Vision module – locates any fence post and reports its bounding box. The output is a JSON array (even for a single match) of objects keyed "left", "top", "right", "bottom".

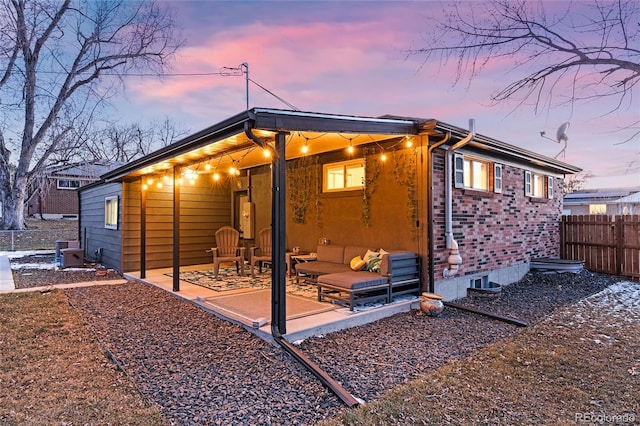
[
  {"left": 560, "top": 215, "right": 565, "bottom": 259},
  {"left": 616, "top": 216, "right": 623, "bottom": 276}
]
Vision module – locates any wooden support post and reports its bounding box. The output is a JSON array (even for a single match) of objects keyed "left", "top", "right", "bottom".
[
  {"left": 140, "top": 179, "right": 147, "bottom": 279},
  {"left": 173, "top": 167, "right": 181, "bottom": 292}
]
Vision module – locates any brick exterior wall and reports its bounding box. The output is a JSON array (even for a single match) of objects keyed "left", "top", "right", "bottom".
[
  {"left": 431, "top": 150, "right": 563, "bottom": 279},
  {"left": 27, "top": 178, "right": 88, "bottom": 217}
]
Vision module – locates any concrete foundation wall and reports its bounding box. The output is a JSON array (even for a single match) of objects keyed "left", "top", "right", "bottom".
[{"left": 434, "top": 262, "right": 530, "bottom": 301}]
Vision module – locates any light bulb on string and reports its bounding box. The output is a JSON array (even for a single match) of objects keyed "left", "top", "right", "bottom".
[
  {"left": 405, "top": 137, "right": 413, "bottom": 148},
  {"left": 347, "top": 140, "right": 354, "bottom": 154}
]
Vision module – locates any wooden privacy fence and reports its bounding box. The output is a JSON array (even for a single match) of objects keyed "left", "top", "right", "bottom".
[{"left": 560, "top": 215, "right": 640, "bottom": 281}]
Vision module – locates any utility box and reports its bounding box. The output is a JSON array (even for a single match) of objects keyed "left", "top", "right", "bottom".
[{"left": 61, "top": 248, "right": 84, "bottom": 268}]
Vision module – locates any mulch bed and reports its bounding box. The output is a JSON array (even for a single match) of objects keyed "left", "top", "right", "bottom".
[{"left": 56, "top": 269, "right": 622, "bottom": 425}]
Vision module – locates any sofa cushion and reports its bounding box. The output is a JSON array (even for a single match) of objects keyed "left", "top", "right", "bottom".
[
  {"left": 343, "top": 246, "right": 371, "bottom": 264},
  {"left": 296, "top": 261, "right": 351, "bottom": 276},
  {"left": 317, "top": 271, "right": 388, "bottom": 290},
  {"left": 316, "top": 245, "right": 345, "bottom": 264}
]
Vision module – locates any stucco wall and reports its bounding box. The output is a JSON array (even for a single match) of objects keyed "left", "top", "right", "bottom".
[{"left": 282, "top": 148, "right": 421, "bottom": 254}]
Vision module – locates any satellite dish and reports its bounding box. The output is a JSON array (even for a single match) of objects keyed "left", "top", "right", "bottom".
[
  {"left": 554, "top": 122, "right": 570, "bottom": 159},
  {"left": 556, "top": 122, "right": 570, "bottom": 143}
]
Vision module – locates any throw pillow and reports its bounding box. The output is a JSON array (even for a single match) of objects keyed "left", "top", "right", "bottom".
[
  {"left": 366, "top": 256, "right": 382, "bottom": 273},
  {"left": 363, "top": 249, "right": 379, "bottom": 263},
  {"left": 350, "top": 255, "right": 366, "bottom": 271},
  {"left": 379, "top": 248, "right": 390, "bottom": 257}
]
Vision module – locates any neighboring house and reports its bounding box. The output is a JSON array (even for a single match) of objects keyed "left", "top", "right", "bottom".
[
  {"left": 79, "top": 108, "right": 580, "bottom": 304},
  {"left": 562, "top": 187, "right": 640, "bottom": 216},
  {"left": 613, "top": 192, "right": 640, "bottom": 215},
  {"left": 27, "top": 161, "right": 123, "bottom": 219}
]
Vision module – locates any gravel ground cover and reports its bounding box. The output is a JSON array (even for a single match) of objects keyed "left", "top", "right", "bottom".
[
  {"left": 9, "top": 253, "right": 122, "bottom": 289},
  {"left": 60, "top": 269, "right": 622, "bottom": 425}
]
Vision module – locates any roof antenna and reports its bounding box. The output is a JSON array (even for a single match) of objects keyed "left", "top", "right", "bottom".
[{"left": 540, "top": 122, "right": 569, "bottom": 159}]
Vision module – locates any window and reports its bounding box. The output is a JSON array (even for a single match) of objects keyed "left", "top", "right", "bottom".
[
  {"left": 494, "top": 164, "right": 503, "bottom": 193},
  {"left": 470, "top": 276, "right": 489, "bottom": 289},
  {"left": 525, "top": 171, "right": 554, "bottom": 199},
  {"left": 323, "top": 159, "right": 365, "bottom": 192},
  {"left": 105, "top": 196, "right": 119, "bottom": 230},
  {"left": 57, "top": 179, "right": 81, "bottom": 190},
  {"left": 589, "top": 204, "right": 607, "bottom": 214},
  {"left": 454, "top": 154, "right": 499, "bottom": 193}
]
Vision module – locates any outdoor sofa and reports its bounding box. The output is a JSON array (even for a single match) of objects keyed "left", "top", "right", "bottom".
[{"left": 295, "top": 244, "right": 421, "bottom": 310}]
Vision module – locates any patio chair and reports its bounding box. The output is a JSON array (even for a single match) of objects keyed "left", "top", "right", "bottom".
[
  {"left": 212, "top": 226, "right": 246, "bottom": 279},
  {"left": 250, "top": 227, "right": 272, "bottom": 276}
]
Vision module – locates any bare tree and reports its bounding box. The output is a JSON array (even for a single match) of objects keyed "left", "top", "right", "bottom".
[
  {"left": 79, "top": 118, "right": 189, "bottom": 162},
  {"left": 0, "top": 0, "right": 181, "bottom": 229},
  {"left": 153, "top": 116, "right": 190, "bottom": 148},
  {"left": 408, "top": 0, "right": 639, "bottom": 135},
  {"left": 563, "top": 173, "right": 587, "bottom": 194}
]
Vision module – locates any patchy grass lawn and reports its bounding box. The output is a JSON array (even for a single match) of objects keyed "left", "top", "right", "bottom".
[
  {"left": 0, "top": 290, "right": 166, "bottom": 425},
  {"left": 324, "top": 282, "right": 640, "bottom": 425},
  {"left": 0, "top": 219, "right": 78, "bottom": 251}
]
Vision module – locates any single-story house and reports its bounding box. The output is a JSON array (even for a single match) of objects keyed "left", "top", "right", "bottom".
[
  {"left": 27, "top": 161, "right": 123, "bottom": 219},
  {"left": 78, "top": 108, "right": 580, "bottom": 327},
  {"left": 563, "top": 187, "right": 640, "bottom": 215}
]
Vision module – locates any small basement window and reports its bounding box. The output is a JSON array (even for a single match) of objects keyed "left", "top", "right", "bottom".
[
  {"left": 105, "top": 196, "right": 119, "bottom": 230},
  {"left": 470, "top": 276, "right": 489, "bottom": 289},
  {"left": 524, "top": 171, "right": 554, "bottom": 199},
  {"left": 323, "top": 159, "right": 365, "bottom": 193}
]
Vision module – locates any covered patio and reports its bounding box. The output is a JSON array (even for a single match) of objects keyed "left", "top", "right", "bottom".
[{"left": 99, "top": 108, "right": 435, "bottom": 337}]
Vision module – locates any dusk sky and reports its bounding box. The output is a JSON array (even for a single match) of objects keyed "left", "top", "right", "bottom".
[{"left": 116, "top": 1, "right": 639, "bottom": 190}]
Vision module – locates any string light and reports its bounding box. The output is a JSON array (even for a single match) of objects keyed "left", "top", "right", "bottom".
[
  {"left": 405, "top": 137, "right": 413, "bottom": 148},
  {"left": 263, "top": 148, "right": 271, "bottom": 158},
  {"left": 204, "top": 163, "right": 212, "bottom": 171},
  {"left": 381, "top": 152, "right": 387, "bottom": 162},
  {"left": 213, "top": 172, "right": 220, "bottom": 181},
  {"left": 347, "top": 139, "right": 354, "bottom": 154}
]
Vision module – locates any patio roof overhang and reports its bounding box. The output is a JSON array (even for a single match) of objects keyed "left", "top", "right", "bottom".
[{"left": 102, "top": 108, "right": 425, "bottom": 183}]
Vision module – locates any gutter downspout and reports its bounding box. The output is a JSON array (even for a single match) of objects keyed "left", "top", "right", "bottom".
[
  {"left": 443, "top": 119, "right": 476, "bottom": 278},
  {"left": 426, "top": 132, "right": 450, "bottom": 293},
  {"left": 245, "top": 119, "right": 360, "bottom": 408}
]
